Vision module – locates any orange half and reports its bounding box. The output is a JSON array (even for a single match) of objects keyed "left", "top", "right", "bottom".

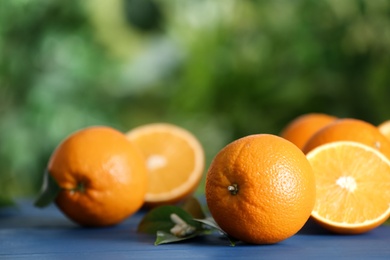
[
  {"left": 126, "top": 123, "right": 205, "bottom": 207},
  {"left": 306, "top": 141, "right": 390, "bottom": 234}
]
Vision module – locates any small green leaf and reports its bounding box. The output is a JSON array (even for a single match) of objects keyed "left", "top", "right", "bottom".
[
  {"left": 194, "top": 218, "right": 238, "bottom": 246},
  {"left": 155, "top": 230, "right": 199, "bottom": 245},
  {"left": 34, "top": 169, "right": 60, "bottom": 208},
  {"left": 137, "top": 198, "right": 240, "bottom": 246},
  {"left": 180, "top": 197, "right": 206, "bottom": 219},
  {"left": 137, "top": 205, "right": 201, "bottom": 234},
  {"left": 194, "top": 217, "right": 221, "bottom": 231}
]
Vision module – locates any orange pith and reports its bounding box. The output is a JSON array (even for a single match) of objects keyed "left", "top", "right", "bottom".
[
  {"left": 126, "top": 123, "right": 205, "bottom": 207},
  {"left": 306, "top": 141, "right": 390, "bottom": 234},
  {"left": 205, "top": 134, "right": 316, "bottom": 244},
  {"left": 48, "top": 126, "right": 148, "bottom": 227},
  {"left": 303, "top": 118, "right": 390, "bottom": 160},
  {"left": 280, "top": 113, "right": 337, "bottom": 150}
]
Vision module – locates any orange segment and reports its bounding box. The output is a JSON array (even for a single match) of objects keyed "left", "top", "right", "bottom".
[
  {"left": 306, "top": 141, "right": 390, "bottom": 234},
  {"left": 126, "top": 123, "right": 205, "bottom": 207}
]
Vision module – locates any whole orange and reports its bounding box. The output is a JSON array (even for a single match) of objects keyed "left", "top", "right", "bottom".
[
  {"left": 280, "top": 113, "right": 337, "bottom": 150},
  {"left": 302, "top": 118, "right": 390, "bottom": 159},
  {"left": 205, "top": 134, "right": 316, "bottom": 244},
  {"left": 48, "top": 126, "right": 148, "bottom": 227}
]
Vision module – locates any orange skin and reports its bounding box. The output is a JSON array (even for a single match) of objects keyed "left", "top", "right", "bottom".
[
  {"left": 280, "top": 113, "right": 337, "bottom": 150},
  {"left": 314, "top": 214, "right": 390, "bottom": 235},
  {"left": 206, "top": 134, "right": 316, "bottom": 244},
  {"left": 48, "top": 126, "right": 148, "bottom": 227},
  {"left": 303, "top": 118, "right": 390, "bottom": 159},
  {"left": 378, "top": 120, "right": 390, "bottom": 141}
]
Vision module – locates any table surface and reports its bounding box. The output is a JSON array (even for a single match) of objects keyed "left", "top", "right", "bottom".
[{"left": 1, "top": 199, "right": 390, "bottom": 259}]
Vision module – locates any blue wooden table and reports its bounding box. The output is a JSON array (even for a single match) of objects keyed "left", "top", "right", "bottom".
[{"left": 1, "top": 199, "right": 390, "bottom": 259}]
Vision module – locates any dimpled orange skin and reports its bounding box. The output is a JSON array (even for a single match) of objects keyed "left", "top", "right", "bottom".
[
  {"left": 48, "top": 126, "right": 148, "bottom": 227},
  {"left": 205, "top": 134, "right": 316, "bottom": 244},
  {"left": 302, "top": 118, "right": 390, "bottom": 159}
]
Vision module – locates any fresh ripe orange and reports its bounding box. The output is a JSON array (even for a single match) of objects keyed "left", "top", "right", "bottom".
[
  {"left": 378, "top": 120, "right": 390, "bottom": 141},
  {"left": 306, "top": 141, "right": 390, "bottom": 234},
  {"left": 302, "top": 118, "right": 390, "bottom": 159},
  {"left": 125, "top": 123, "right": 205, "bottom": 207},
  {"left": 48, "top": 126, "right": 148, "bottom": 227},
  {"left": 205, "top": 134, "right": 316, "bottom": 244},
  {"left": 280, "top": 113, "right": 337, "bottom": 150},
  {"left": 280, "top": 113, "right": 337, "bottom": 149}
]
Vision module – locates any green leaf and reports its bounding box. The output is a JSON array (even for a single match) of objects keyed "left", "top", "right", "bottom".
[
  {"left": 137, "top": 198, "right": 240, "bottom": 246},
  {"left": 194, "top": 218, "right": 238, "bottom": 246},
  {"left": 137, "top": 205, "right": 202, "bottom": 234},
  {"left": 180, "top": 197, "right": 206, "bottom": 219},
  {"left": 34, "top": 169, "right": 60, "bottom": 208},
  {"left": 155, "top": 230, "right": 199, "bottom": 245}
]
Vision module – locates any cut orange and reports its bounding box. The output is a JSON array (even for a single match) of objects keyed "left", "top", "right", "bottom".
[
  {"left": 306, "top": 141, "right": 390, "bottom": 234},
  {"left": 125, "top": 123, "right": 205, "bottom": 207}
]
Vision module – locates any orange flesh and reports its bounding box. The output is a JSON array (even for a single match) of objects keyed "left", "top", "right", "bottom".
[
  {"left": 126, "top": 123, "right": 205, "bottom": 206},
  {"left": 134, "top": 131, "right": 196, "bottom": 194},
  {"left": 307, "top": 141, "right": 390, "bottom": 233}
]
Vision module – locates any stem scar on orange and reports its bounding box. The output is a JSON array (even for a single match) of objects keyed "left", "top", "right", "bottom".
[
  {"left": 46, "top": 126, "right": 148, "bottom": 227},
  {"left": 205, "top": 134, "right": 316, "bottom": 244}
]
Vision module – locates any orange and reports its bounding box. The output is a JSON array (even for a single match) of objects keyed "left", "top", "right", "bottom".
[
  {"left": 48, "top": 126, "right": 148, "bottom": 227},
  {"left": 302, "top": 118, "right": 390, "bottom": 159},
  {"left": 306, "top": 141, "right": 390, "bottom": 234},
  {"left": 205, "top": 134, "right": 316, "bottom": 244},
  {"left": 280, "top": 113, "right": 337, "bottom": 150},
  {"left": 378, "top": 120, "right": 390, "bottom": 141},
  {"left": 125, "top": 123, "right": 205, "bottom": 207}
]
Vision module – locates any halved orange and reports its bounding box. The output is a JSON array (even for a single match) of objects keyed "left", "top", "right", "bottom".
[
  {"left": 125, "top": 123, "right": 205, "bottom": 207},
  {"left": 306, "top": 141, "right": 390, "bottom": 234}
]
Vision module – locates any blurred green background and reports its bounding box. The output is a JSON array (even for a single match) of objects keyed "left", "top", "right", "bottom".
[{"left": 2, "top": 0, "right": 390, "bottom": 205}]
